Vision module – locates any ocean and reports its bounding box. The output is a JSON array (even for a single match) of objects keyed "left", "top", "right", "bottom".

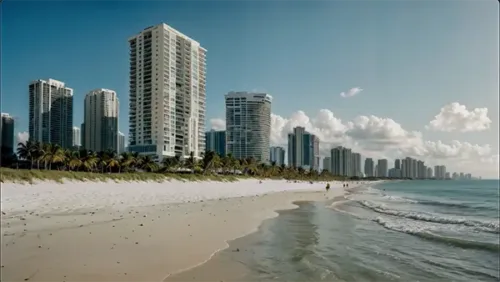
[{"left": 168, "top": 180, "right": 499, "bottom": 282}]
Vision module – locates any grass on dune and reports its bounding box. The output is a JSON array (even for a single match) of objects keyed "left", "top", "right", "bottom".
[{"left": 0, "top": 168, "right": 241, "bottom": 184}]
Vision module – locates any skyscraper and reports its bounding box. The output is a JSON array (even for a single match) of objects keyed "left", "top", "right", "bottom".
[
  {"left": 205, "top": 130, "right": 226, "bottom": 156},
  {"left": 287, "top": 126, "right": 320, "bottom": 170},
  {"left": 128, "top": 23, "right": 206, "bottom": 160},
  {"left": 0, "top": 113, "right": 15, "bottom": 156},
  {"left": 323, "top": 157, "right": 332, "bottom": 173},
  {"left": 330, "top": 146, "right": 351, "bottom": 176},
  {"left": 72, "top": 127, "right": 81, "bottom": 147},
  {"left": 377, "top": 159, "right": 388, "bottom": 177},
  {"left": 351, "top": 152, "right": 361, "bottom": 177},
  {"left": 83, "top": 89, "right": 119, "bottom": 152},
  {"left": 394, "top": 159, "right": 401, "bottom": 170},
  {"left": 269, "top": 146, "right": 286, "bottom": 166},
  {"left": 225, "top": 92, "right": 272, "bottom": 162},
  {"left": 29, "top": 79, "right": 73, "bottom": 148},
  {"left": 118, "top": 132, "right": 125, "bottom": 154},
  {"left": 364, "top": 158, "right": 374, "bottom": 177}
]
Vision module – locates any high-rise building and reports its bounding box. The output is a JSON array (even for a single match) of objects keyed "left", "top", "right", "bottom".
[
  {"left": 445, "top": 172, "right": 450, "bottom": 179},
  {"left": 427, "top": 167, "right": 433, "bottom": 178},
  {"left": 377, "top": 159, "right": 388, "bottom": 177},
  {"left": 434, "top": 165, "right": 446, "bottom": 180},
  {"left": 29, "top": 79, "right": 73, "bottom": 148},
  {"left": 205, "top": 130, "right": 226, "bottom": 156},
  {"left": 287, "top": 126, "right": 320, "bottom": 170},
  {"left": 394, "top": 159, "right": 401, "bottom": 170},
  {"left": 118, "top": 132, "right": 126, "bottom": 154},
  {"left": 364, "top": 158, "right": 374, "bottom": 177},
  {"left": 128, "top": 23, "right": 206, "bottom": 160},
  {"left": 351, "top": 152, "right": 361, "bottom": 177},
  {"left": 323, "top": 157, "right": 332, "bottom": 173},
  {"left": 0, "top": 113, "right": 15, "bottom": 156},
  {"left": 72, "top": 127, "right": 81, "bottom": 147},
  {"left": 225, "top": 92, "right": 272, "bottom": 163},
  {"left": 417, "top": 160, "right": 425, "bottom": 179},
  {"left": 80, "top": 122, "right": 85, "bottom": 149},
  {"left": 269, "top": 146, "right": 286, "bottom": 166},
  {"left": 83, "top": 89, "right": 119, "bottom": 152},
  {"left": 330, "top": 146, "right": 351, "bottom": 176}
]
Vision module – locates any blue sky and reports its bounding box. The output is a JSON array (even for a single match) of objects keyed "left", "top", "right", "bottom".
[{"left": 2, "top": 0, "right": 498, "bottom": 177}]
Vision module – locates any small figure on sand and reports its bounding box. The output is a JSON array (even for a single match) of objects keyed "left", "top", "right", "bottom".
[
  {"left": 346, "top": 183, "right": 349, "bottom": 188},
  {"left": 326, "top": 183, "right": 330, "bottom": 192},
  {"left": 343, "top": 183, "right": 345, "bottom": 188}
]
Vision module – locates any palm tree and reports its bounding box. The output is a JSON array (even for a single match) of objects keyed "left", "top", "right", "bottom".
[
  {"left": 140, "top": 155, "right": 159, "bottom": 172},
  {"left": 17, "top": 140, "right": 36, "bottom": 169},
  {"left": 82, "top": 151, "right": 99, "bottom": 172},
  {"left": 41, "top": 143, "right": 65, "bottom": 170},
  {"left": 68, "top": 151, "right": 83, "bottom": 171}
]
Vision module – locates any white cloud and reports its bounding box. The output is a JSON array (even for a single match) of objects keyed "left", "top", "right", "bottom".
[
  {"left": 16, "top": 131, "right": 29, "bottom": 145},
  {"left": 209, "top": 118, "right": 226, "bottom": 130},
  {"left": 426, "top": 102, "right": 492, "bottom": 132},
  {"left": 211, "top": 107, "right": 498, "bottom": 178},
  {"left": 340, "top": 87, "right": 363, "bottom": 98}
]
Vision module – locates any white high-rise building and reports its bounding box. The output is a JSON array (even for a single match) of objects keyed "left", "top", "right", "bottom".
[
  {"left": 72, "top": 127, "right": 81, "bottom": 147},
  {"left": 118, "top": 132, "right": 125, "bottom": 154},
  {"left": 83, "top": 89, "right": 119, "bottom": 152},
  {"left": 377, "top": 159, "right": 388, "bottom": 177},
  {"left": 225, "top": 92, "right": 272, "bottom": 163},
  {"left": 128, "top": 23, "right": 206, "bottom": 161},
  {"left": 29, "top": 79, "right": 73, "bottom": 148}
]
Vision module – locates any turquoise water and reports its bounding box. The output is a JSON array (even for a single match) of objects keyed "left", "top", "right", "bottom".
[{"left": 205, "top": 180, "right": 500, "bottom": 281}]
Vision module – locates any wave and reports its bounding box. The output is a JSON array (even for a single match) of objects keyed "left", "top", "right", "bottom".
[
  {"left": 374, "top": 217, "right": 500, "bottom": 253},
  {"left": 359, "top": 200, "right": 499, "bottom": 234},
  {"left": 382, "top": 195, "right": 418, "bottom": 203}
]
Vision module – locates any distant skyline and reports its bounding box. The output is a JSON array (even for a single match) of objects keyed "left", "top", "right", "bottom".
[{"left": 2, "top": 1, "right": 498, "bottom": 178}]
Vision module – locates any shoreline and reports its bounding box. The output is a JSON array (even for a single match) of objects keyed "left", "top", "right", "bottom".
[{"left": 1, "top": 179, "right": 379, "bottom": 281}]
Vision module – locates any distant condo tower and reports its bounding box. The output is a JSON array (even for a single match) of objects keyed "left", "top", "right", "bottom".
[
  {"left": 72, "top": 126, "right": 81, "bottom": 147},
  {"left": 225, "top": 92, "right": 272, "bottom": 163},
  {"left": 83, "top": 89, "right": 119, "bottom": 152},
  {"left": 128, "top": 23, "right": 207, "bottom": 161},
  {"left": 29, "top": 79, "right": 73, "bottom": 148}
]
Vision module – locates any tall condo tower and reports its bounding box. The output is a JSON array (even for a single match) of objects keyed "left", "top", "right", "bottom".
[
  {"left": 128, "top": 23, "right": 207, "bottom": 161},
  {"left": 0, "top": 113, "right": 15, "bottom": 156},
  {"left": 28, "top": 79, "right": 73, "bottom": 148},
  {"left": 225, "top": 91, "right": 272, "bottom": 163},
  {"left": 83, "top": 89, "right": 119, "bottom": 152}
]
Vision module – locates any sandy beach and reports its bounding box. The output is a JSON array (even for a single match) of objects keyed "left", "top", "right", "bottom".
[{"left": 1, "top": 178, "right": 361, "bottom": 281}]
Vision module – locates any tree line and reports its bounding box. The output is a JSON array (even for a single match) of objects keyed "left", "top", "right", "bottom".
[{"left": 3, "top": 141, "right": 360, "bottom": 180}]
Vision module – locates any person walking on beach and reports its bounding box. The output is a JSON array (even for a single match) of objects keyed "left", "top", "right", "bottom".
[{"left": 326, "top": 183, "right": 330, "bottom": 192}]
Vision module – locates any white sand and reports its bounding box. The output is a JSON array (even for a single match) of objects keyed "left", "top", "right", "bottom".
[{"left": 1, "top": 179, "right": 358, "bottom": 281}]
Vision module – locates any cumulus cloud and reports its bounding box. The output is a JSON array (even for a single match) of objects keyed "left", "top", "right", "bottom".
[
  {"left": 426, "top": 102, "right": 492, "bottom": 132},
  {"left": 209, "top": 118, "right": 226, "bottom": 130},
  {"left": 16, "top": 131, "right": 29, "bottom": 145},
  {"left": 211, "top": 107, "right": 498, "bottom": 177},
  {"left": 339, "top": 87, "right": 363, "bottom": 98}
]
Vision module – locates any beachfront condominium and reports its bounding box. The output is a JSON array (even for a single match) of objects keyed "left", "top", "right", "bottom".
[
  {"left": 72, "top": 127, "right": 81, "bottom": 147},
  {"left": 364, "top": 158, "right": 374, "bottom": 177},
  {"left": 83, "top": 89, "right": 119, "bottom": 152},
  {"left": 28, "top": 79, "right": 73, "bottom": 148},
  {"left": 330, "top": 146, "right": 352, "bottom": 177},
  {"left": 434, "top": 165, "right": 447, "bottom": 179},
  {"left": 225, "top": 91, "right": 272, "bottom": 163},
  {"left": 427, "top": 167, "right": 433, "bottom": 178},
  {"left": 377, "top": 159, "right": 388, "bottom": 178},
  {"left": 270, "top": 146, "right": 286, "bottom": 166},
  {"left": 205, "top": 130, "right": 226, "bottom": 156},
  {"left": 351, "top": 152, "right": 362, "bottom": 177},
  {"left": 0, "top": 113, "right": 15, "bottom": 156},
  {"left": 287, "top": 126, "right": 320, "bottom": 170},
  {"left": 118, "top": 132, "right": 125, "bottom": 154},
  {"left": 128, "top": 23, "right": 206, "bottom": 161},
  {"left": 323, "top": 157, "right": 332, "bottom": 173}
]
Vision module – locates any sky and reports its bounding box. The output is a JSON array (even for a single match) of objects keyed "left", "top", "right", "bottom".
[{"left": 1, "top": 0, "right": 498, "bottom": 178}]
